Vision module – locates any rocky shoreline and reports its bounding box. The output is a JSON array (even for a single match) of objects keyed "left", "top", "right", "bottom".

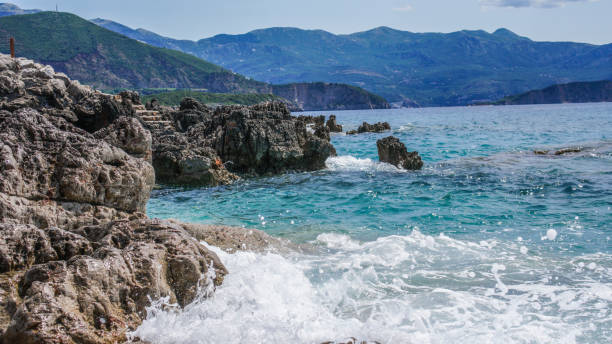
[{"left": 0, "top": 54, "right": 331, "bottom": 342}]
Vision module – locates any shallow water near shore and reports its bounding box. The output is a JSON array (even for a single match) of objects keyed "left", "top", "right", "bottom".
[{"left": 139, "top": 103, "right": 612, "bottom": 343}]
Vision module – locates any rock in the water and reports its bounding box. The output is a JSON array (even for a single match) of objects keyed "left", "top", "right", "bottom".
[
  {"left": 314, "top": 124, "right": 331, "bottom": 141},
  {"left": 173, "top": 100, "right": 336, "bottom": 175},
  {"left": 326, "top": 114, "right": 343, "bottom": 132},
  {"left": 153, "top": 132, "right": 238, "bottom": 186},
  {"left": 376, "top": 136, "right": 423, "bottom": 170},
  {"left": 347, "top": 121, "right": 391, "bottom": 135}
]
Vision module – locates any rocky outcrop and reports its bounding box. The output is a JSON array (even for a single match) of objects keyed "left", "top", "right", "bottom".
[
  {"left": 326, "top": 115, "right": 343, "bottom": 132},
  {"left": 152, "top": 131, "right": 239, "bottom": 186},
  {"left": 158, "top": 100, "right": 336, "bottom": 177},
  {"left": 347, "top": 121, "right": 391, "bottom": 135},
  {"left": 296, "top": 114, "right": 325, "bottom": 126},
  {"left": 94, "top": 116, "right": 153, "bottom": 163},
  {"left": 0, "top": 54, "right": 230, "bottom": 342},
  {"left": 376, "top": 136, "right": 423, "bottom": 170},
  {"left": 0, "top": 108, "right": 153, "bottom": 213},
  {"left": 1, "top": 219, "right": 226, "bottom": 344}
]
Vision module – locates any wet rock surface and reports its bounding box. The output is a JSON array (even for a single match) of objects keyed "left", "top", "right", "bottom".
[
  {"left": 347, "top": 121, "right": 391, "bottom": 135},
  {"left": 376, "top": 136, "right": 423, "bottom": 170}
]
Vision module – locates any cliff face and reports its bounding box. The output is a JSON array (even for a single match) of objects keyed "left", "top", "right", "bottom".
[
  {"left": 271, "top": 82, "right": 390, "bottom": 111},
  {"left": 492, "top": 80, "right": 612, "bottom": 105}
]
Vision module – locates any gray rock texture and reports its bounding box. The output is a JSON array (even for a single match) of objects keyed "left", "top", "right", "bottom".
[
  {"left": 163, "top": 100, "right": 336, "bottom": 176},
  {"left": 376, "top": 136, "right": 423, "bottom": 170},
  {"left": 0, "top": 54, "right": 234, "bottom": 343}
]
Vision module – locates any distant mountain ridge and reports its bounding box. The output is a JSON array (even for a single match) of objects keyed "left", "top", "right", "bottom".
[
  {"left": 0, "top": 10, "right": 388, "bottom": 111},
  {"left": 486, "top": 80, "right": 612, "bottom": 105},
  {"left": 0, "top": 3, "right": 40, "bottom": 17},
  {"left": 90, "top": 19, "right": 612, "bottom": 107}
]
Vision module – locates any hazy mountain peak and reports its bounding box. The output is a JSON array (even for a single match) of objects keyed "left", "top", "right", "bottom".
[{"left": 0, "top": 2, "right": 41, "bottom": 16}]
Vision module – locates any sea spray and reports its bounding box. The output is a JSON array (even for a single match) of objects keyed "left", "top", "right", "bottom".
[{"left": 134, "top": 231, "right": 611, "bottom": 343}]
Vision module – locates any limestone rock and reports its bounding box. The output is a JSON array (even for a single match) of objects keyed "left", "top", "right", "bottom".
[
  {"left": 0, "top": 108, "right": 154, "bottom": 213},
  {"left": 153, "top": 132, "right": 238, "bottom": 186},
  {"left": 186, "top": 101, "right": 336, "bottom": 174},
  {"left": 1, "top": 220, "right": 227, "bottom": 344},
  {"left": 94, "top": 116, "right": 153, "bottom": 162},
  {"left": 376, "top": 136, "right": 423, "bottom": 170}
]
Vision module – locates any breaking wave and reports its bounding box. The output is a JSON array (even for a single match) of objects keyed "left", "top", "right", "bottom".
[{"left": 133, "top": 231, "right": 611, "bottom": 343}]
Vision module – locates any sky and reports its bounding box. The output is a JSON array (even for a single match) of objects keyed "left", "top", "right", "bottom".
[{"left": 10, "top": 0, "right": 612, "bottom": 44}]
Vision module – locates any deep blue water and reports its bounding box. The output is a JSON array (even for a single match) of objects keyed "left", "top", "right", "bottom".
[{"left": 141, "top": 103, "right": 612, "bottom": 343}]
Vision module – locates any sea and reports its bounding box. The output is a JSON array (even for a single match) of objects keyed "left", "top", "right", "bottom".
[{"left": 134, "top": 103, "right": 611, "bottom": 343}]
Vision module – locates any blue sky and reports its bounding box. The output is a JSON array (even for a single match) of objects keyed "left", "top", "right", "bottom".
[{"left": 11, "top": 0, "right": 611, "bottom": 44}]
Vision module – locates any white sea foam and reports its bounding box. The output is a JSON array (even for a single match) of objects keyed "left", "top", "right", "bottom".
[
  {"left": 132, "top": 231, "right": 611, "bottom": 343},
  {"left": 325, "top": 155, "right": 402, "bottom": 172}
]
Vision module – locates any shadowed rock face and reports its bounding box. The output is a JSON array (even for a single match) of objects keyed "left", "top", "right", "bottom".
[
  {"left": 376, "top": 136, "right": 423, "bottom": 170},
  {"left": 326, "top": 115, "right": 343, "bottom": 132},
  {"left": 0, "top": 54, "right": 229, "bottom": 343}
]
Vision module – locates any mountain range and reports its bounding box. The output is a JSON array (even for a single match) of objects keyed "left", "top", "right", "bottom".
[
  {"left": 0, "top": 9, "right": 388, "bottom": 111},
  {"left": 1, "top": 3, "right": 611, "bottom": 108},
  {"left": 91, "top": 19, "right": 612, "bottom": 107}
]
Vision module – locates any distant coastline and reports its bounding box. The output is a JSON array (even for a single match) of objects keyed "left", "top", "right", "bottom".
[{"left": 476, "top": 80, "right": 612, "bottom": 106}]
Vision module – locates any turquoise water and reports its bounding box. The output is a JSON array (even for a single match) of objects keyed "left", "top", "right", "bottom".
[{"left": 140, "top": 103, "right": 612, "bottom": 343}]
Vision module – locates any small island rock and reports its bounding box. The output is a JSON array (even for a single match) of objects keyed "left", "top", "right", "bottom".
[
  {"left": 376, "top": 136, "right": 423, "bottom": 170},
  {"left": 347, "top": 121, "right": 391, "bottom": 135}
]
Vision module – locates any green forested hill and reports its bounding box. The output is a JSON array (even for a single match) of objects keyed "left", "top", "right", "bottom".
[
  {"left": 0, "top": 12, "right": 268, "bottom": 93},
  {"left": 0, "top": 11, "right": 389, "bottom": 111}
]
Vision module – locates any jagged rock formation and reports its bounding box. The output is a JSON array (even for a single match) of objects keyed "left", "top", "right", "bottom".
[
  {"left": 347, "top": 121, "right": 391, "bottom": 135},
  {"left": 0, "top": 54, "right": 230, "bottom": 342},
  {"left": 376, "top": 136, "right": 423, "bottom": 170},
  {"left": 155, "top": 99, "right": 337, "bottom": 178},
  {"left": 326, "top": 115, "right": 343, "bottom": 132}
]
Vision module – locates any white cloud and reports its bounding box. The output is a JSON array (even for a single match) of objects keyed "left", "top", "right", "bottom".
[
  {"left": 480, "top": 0, "right": 598, "bottom": 8},
  {"left": 392, "top": 4, "right": 413, "bottom": 12}
]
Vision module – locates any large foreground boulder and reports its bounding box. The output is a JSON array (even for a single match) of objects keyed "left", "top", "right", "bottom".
[
  {"left": 0, "top": 54, "right": 231, "bottom": 343},
  {"left": 0, "top": 219, "right": 226, "bottom": 344},
  {"left": 376, "top": 136, "right": 423, "bottom": 170}
]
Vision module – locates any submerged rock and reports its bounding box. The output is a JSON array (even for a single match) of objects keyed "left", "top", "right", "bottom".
[
  {"left": 346, "top": 121, "right": 391, "bottom": 135},
  {"left": 376, "top": 136, "right": 423, "bottom": 170}
]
